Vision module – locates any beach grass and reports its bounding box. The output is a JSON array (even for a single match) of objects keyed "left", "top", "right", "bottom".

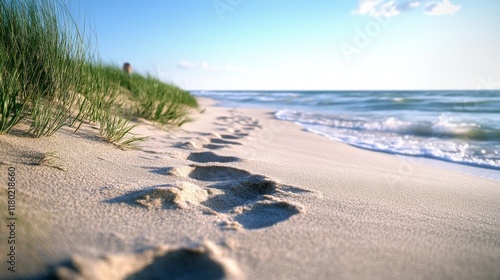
[
  {"left": 0, "top": 0, "right": 86, "bottom": 136},
  {"left": 98, "top": 111, "right": 147, "bottom": 149},
  {"left": 0, "top": 0, "right": 197, "bottom": 145},
  {"left": 96, "top": 66, "right": 198, "bottom": 127},
  {"left": 36, "top": 151, "right": 66, "bottom": 171}
]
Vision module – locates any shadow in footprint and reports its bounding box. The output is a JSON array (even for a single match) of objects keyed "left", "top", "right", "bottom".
[
  {"left": 126, "top": 248, "right": 225, "bottom": 280},
  {"left": 221, "top": 134, "right": 248, "bottom": 140},
  {"left": 188, "top": 151, "right": 241, "bottom": 163},
  {"left": 188, "top": 166, "right": 251, "bottom": 182},
  {"left": 203, "top": 144, "right": 226, "bottom": 150},
  {"left": 234, "top": 202, "right": 301, "bottom": 230},
  {"left": 241, "top": 126, "right": 260, "bottom": 131},
  {"left": 210, "top": 138, "right": 242, "bottom": 145}
]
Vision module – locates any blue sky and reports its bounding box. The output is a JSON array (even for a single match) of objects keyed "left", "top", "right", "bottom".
[{"left": 69, "top": 0, "right": 500, "bottom": 90}]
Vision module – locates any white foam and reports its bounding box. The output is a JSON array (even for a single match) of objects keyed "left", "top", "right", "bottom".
[{"left": 276, "top": 110, "right": 500, "bottom": 170}]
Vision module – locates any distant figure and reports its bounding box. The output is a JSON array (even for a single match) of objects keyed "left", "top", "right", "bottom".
[{"left": 122, "top": 62, "right": 132, "bottom": 75}]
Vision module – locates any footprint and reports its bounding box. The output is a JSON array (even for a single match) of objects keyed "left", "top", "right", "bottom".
[
  {"left": 55, "top": 242, "right": 242, "bottom": 280},
  {"left": 241, "top": 125, "right": 260, "bottom": 131},
  {"left": 235, "top": 132, "right": 249, "bottom": 137},
  {"left": 169, "top": 165, "right": 252, "bottom": 182},
  {"left": 234, "top": 200, "right": 302, "bottom": 230},
  {"left": 203, "top": 144, "right": 226, "bottom": 150},
  {"left": 224, "top": 129, "right": 244, "bottom": 134},
  {"left": 203, "top": 176, "right": 304, "bottom": 229},
  {"left": 109, "top": 164, "right": 308, "bottom": 231},
  {"left": 165, "top": 166, "right": 306, "bottom": 227},
  {"left": 202, "top": 175, "right": 278, "bottom": 212},
  {"left": 220, "top": 134, "right": 249, "bottom": 140},
  {"left": 216, "top": 116, "right": 234, "bottom": 123},
  {"left": 213, "top": 175, "right": 277, "bottom": 199},
  {"left": 129, "top": 246, "right": 231, "bottom": 280},
  {"left": 210, "top": 138, "right": 242, "bottom": 146},
  {"left": 187, "top": 152, "right": 241, "bottom": 163},
  {"left": 174, "top": 141, "right": 203, "bottom": 150},
  {"left": 105, "top": 182, "right": 208, "bottom": 210}
]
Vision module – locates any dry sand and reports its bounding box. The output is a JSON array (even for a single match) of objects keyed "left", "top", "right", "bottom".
[{"left": 0, "top": 98, "right": 499, "bottom": 279}]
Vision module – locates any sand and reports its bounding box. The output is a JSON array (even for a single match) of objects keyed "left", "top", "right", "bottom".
[{"left": 0, "top": 98, "right": 499, "bottom": 279}]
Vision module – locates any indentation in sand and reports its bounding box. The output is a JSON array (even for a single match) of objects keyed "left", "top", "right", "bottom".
[
  {"left": 204, "top": 175, "right": 278, "bottom": 211},
  {"left": 203, "top": 176, "right": 303, "bottom": 229},
  {"left": 203, "top": 144, "right": 226, "bottom": 150},
  {"left": 187, "top": 151, "right": 241, "bottom": 163},
  {"left": 175, "top": 141, "right": 203, "bottom": 150},
  {"left": 221, "top": 134, "right": 248, "bottom": 140},
  {"left": 106, "top": 182, "right": 208, "bottom": 210},
  {"left": 217, "top": 116, "right": 233, "bottom": 121},
  {"left": 55, "top": 241, "right": 242, "bottom": 280},
  {"left": 210, "top": 138, "right": 243, "bottom": 146},
  {"left": 173, "top": 165, "right": 252, "bottom": 182},
  {"left": 161, "top": 165, "right": 305, "bottom": 230},
  {"left": 234, "top": 201, "right": 302, "bottom": 230}
]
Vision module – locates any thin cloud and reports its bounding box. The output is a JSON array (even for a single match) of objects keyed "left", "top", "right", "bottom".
[
  {"left": 353, "top": 0, "right": 385, "bottom": 15},
  {"left": 177, "top": 60, "right": 199, "bottom": 69},
  {"left": 425, "top": 0, "right": 461, "bottom": 15},
  {"left": 352, "top": 0, "right": 459, "bottom": 17},
  {"left": 353, "top": 0, "right": 421, "bottom": 16},
  {"left": 374, "top": 1, "right": 400, "bottom": 17},
  {"left": 398, "top": 1, "right": 421, "bottom": 11}
]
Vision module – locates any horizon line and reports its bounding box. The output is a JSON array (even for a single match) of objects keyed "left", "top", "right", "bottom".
[{"left": 187, "top": 89, "right": 500, "bottom": 92}]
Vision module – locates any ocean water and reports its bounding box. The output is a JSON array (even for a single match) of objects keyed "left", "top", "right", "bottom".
[{"left": 192, "top": 90, "right": 500, "bottom": 181}]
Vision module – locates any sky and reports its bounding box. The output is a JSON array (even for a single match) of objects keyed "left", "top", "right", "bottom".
[{"left": 68, "top": 0, "right": 500, "bottom": 91}]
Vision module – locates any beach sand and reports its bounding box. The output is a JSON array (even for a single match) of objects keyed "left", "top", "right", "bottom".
[{"left": 1, "top": 98, "right": 499, "bottom": 279}]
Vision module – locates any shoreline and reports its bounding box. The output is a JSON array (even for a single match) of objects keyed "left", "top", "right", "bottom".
[
  {"left": 0, "top": 97, "right": 499, "bottom": 279},
  {"left": 207, "top": 97, "right": 500, "bottom": 183}
]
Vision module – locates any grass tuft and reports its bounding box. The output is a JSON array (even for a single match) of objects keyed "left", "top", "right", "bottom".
[
  {"left": 36, "top": 151, "right": 66, "bottom": 171},
  {"left": 99, "top": 111, "right": 147, "bottom": 149}
]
